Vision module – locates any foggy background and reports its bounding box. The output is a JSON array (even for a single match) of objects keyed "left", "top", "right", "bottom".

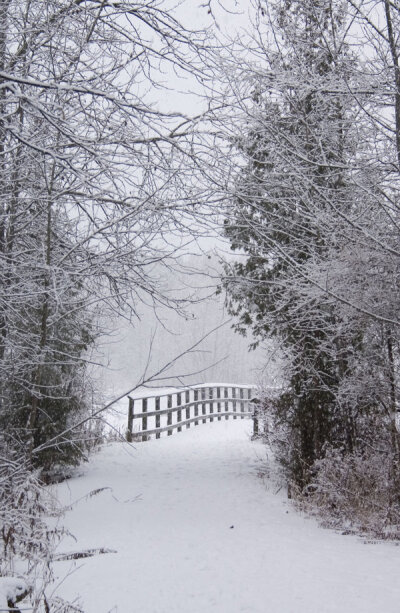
[{"left": 94, "top": 251, "right": 276, "bottom": 400}]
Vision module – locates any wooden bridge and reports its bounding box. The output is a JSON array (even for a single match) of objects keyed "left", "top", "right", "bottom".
[{"left": 126, "top": 384, "right": 260, "bottom": 442}]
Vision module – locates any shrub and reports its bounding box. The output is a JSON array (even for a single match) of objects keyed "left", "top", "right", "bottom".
[{"left": 300, "top": 446, "right": 400, "bottom": 539}]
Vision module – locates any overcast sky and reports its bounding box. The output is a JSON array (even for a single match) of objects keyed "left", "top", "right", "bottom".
[{"left": 94, "top": 1, "right": 270, "bottom": 401}]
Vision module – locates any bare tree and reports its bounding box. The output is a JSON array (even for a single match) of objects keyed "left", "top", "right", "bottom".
[
  {"left": 0, "top": 0, "right": 220, "bottom": 472},
  {"left": 0, "top": 1, "right": 229, "bottom": 608}
]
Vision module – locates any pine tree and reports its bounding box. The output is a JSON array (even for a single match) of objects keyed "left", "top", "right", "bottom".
[{"left": 223, "top": 0, "right": 364, "bottom": 486}]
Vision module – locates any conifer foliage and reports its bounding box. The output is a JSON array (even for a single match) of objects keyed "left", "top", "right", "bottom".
[{"left": 221, "top": 0, "right": 400, "bottom": 531}]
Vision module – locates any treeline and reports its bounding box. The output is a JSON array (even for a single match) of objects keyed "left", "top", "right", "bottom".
[
  {"left": 219, "top": 0, "right": 400, "bottom": 536},
  {"left": 0, "top": 1, "right": 217, "bottom": 607},
  {"left": 0, "top": 1, "right": 219, "bottom": 475}
]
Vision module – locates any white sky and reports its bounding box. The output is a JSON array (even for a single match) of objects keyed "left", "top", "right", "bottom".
[
  {"left": 96, "top": 1, "right": 270, "bottom": 399},
  {"left": 149, "top": 0, "right": 254, "bottom": 114}
]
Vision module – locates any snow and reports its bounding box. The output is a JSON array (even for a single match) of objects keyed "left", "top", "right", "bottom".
[
  {"left": 54, "top": 420, "right": 400, "bottom": 613},
  {"left": 103, "top": 383, "right": 257, "bottom": 436},
  {"left": 0, "top": 577, "right": 29, "bottom": 609}
]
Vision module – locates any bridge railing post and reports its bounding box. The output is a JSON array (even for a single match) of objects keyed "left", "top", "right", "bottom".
[
  {"left": 185, "top": 389, "right": 190, "bottom": 428},
  {"left": 251, "top": 397, "right": 260, "bottom": 438},
  {"left": 142, "top": 397, "right": 148, "bottom": 441},
  {"left": 232, "top": 387, "right": 237, "bottom": 419},
  {"left": 177, "top": 392, "right": 182, "bottom": 432},
  {"left": 240, "top": 387, "right": 244, "bottom": 418},
  {"left": 167, "top": 394, "right": 173, "bottom": 436},
  {"left": 155, "top": 396, "right": 161, "bottom": 439},
  {"left": 217, "top": 387, "right": 221, "bottom": 421},
  {"left": 209, "top": 387, "right": 214, "bottom": 422},
  {"left": 127, "top": 397, "right": 134, "bottom": 442},
  {"left": 201, "top": 387, "right": 206, "bottom": 423},
  {"left": 194, "top": 389, "right": 199, "bottom": 425}
]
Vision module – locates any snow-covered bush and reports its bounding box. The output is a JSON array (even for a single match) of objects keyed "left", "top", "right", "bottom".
[
  {"left": 0, "top": 448, "right": 68, "bottom": 611},
  {"left": 259, "top": 386, "right": 400, "bottom": 537},
  {"left": 0, "top": 460, "right": 60, "bottom": 571},
  {"left": 300, "top": 447, "right": 400, "bottom": 539},
  {"left": 0, "top": 577, "right": 30, "bottom": 611}
]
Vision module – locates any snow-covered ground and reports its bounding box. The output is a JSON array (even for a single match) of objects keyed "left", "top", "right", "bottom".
[{"left": 54, "top": 419, "right": 400, "bottom": 613}]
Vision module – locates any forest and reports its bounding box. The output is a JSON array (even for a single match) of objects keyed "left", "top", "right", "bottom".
[{"left": 1, "top": 0, "right": 400, "bottom": 610}]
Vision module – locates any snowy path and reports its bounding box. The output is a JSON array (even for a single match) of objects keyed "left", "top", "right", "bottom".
[{"left": 55, "top": 420, "right": 400, "bottom": 613}]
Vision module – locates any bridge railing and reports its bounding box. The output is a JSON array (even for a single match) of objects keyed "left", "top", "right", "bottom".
[{"left": 126, "top": 384, "right": 259, "bottom": 442}]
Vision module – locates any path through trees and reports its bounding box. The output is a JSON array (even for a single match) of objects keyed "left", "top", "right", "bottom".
[{"left": 55, "top": 420, "right": 400, "bottom": 613}]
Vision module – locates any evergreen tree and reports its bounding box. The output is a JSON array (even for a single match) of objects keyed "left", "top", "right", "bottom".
[{"left": 223, "top": 0, "right": 365, "bottom": 486}]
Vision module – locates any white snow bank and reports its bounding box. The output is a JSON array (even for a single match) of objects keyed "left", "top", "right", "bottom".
[
  {"left": 54, "top": 420, "right": 400, "bottom": 613},
  {"left": 0, "top": 577, "right": 29, "bottom": 609}
]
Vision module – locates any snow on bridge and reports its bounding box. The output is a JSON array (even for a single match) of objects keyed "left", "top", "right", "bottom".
[
  {"left": 126, "top": 383, "right": 259, "bottom": 441},
  {"left": 55, "top": 417, "right": 400, "bottom": 613}
]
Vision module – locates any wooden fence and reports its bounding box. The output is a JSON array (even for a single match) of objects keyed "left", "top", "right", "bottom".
[{"left": 126, "top": 384, "right": 259, "bottom": 442}]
